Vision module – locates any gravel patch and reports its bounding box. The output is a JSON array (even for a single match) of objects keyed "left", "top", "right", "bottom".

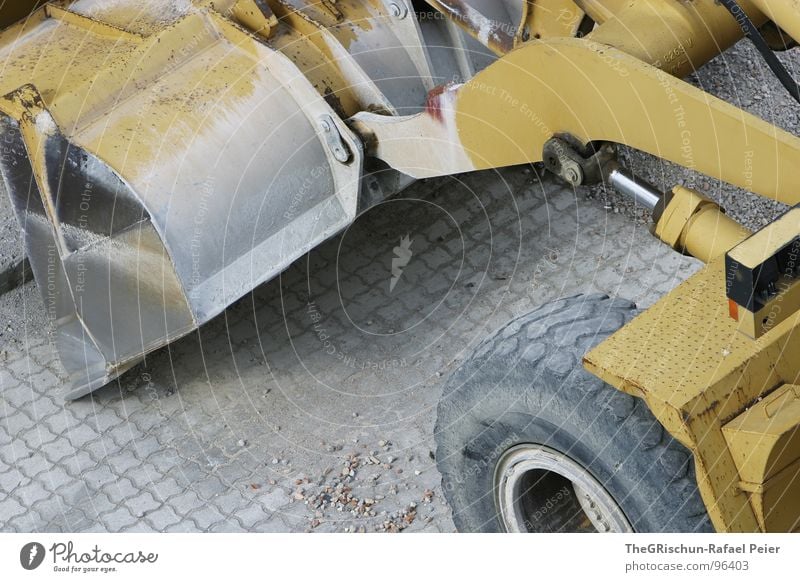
[
  {"left": 0, "top": 180, "right": 27, "bottom": 293},
  {"left": 0, "top": 280, "right": 48, "bottom": 354}
]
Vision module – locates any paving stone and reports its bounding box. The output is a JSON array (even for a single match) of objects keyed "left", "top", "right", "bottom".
[
  {"left": 150, "top": 477, "right": 184, "bottom": 502},
  {"left": 0, "top": 166, "right": 707, "bottom": 534},
  {"left": 13, "top": 479, "right": 51, "bottom": 507},
  {"left": 164, "top": 520, "right": 200, "bottom": 533},
  {"left": 100, "top": 507, "right": 137, "bottom": 532},
  {"left": 194, "top": 475, "right": 227, "bottom": 501},
  {"left": 168, "top": 490, "right": 204, "bottom": 517},
  {"left": 0, "top": 496, "right": 26, "bottom": 522},
  {"left": 64, "top": 423, "right": 101, "bottom": 449},
  {"left": 145, "top": 505, "right": 182, "bottom": 531},
  {"left": 210, "top": 490, "right": 248, "bottom": 516},
  {"left": 15, "top": 452, "right": 52, "bottom": 480},
  {"left": 39, "top": 438, "right": 78, "bottom": 464},
  {"left": 2, "top": 409, "right": 36, "bottom": 435},
  {"left": 1, "top": 382, "right": 38, "bottom": 408},
  {"left": 120, "top": 522, "right": 158, "bottom": 532},
  {"left": 106, "top": 450, "right": 141, "bottom": 475},
  {"left": 42, "top": 409, "right": 79, "bottom": 437},
  {"left": 7, "top": 510, "right": 44, "bottom": 532},
  {"left": 0, "top": 468, "right": 26, "bottom": 494},
  {"left": 38, "top": 465, "right": 74, "bottom": 492},
  {"left": 126, "top": 491, "right": 162, "bottom": 519},
  {"left": 208, "top": 519, "right": 247, "bottom": 533},
  {"left": 186, "top": 505, "right": 226, "bottom": 531},
  {"left": 102, "top": 478, "right": 140, "bottom": 505},
  {"left": 62, "top": 450, "right": 97, "bottom": 478},
  {"left": 81, "top": 492, "right": 117, "bottom": 520}
]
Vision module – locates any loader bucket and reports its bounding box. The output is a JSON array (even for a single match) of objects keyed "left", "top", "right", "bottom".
[{"left": 0, "top": 4, "right": 366, "bottom": 398}]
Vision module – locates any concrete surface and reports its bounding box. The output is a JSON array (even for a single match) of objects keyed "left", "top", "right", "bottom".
[{"left": 0, "top": 165, "right": 699, "bottom": 532}]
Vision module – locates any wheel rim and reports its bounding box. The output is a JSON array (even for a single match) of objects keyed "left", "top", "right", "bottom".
[{"left": 493, "top": 444, "right": 633, "bottom": 533}]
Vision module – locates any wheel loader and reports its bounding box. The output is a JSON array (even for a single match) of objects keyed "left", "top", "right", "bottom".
[{"left": 2, "top": 0, "right": 800, "bottom": 534}]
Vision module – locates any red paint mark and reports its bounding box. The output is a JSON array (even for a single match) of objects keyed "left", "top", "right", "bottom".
[
  {"left": 425, "top": 83, "right": 459, "bottom": 123},
  {"left": 728, "top": 298, "right": 739, "bottom": 321}
]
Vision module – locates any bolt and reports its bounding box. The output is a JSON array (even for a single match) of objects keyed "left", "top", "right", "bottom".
[
  {"left": 389, "top": 2, "right": 408, "bottom": 19},
  {"left": 565, "top": 167, "right": 582, "bottom": 185}
]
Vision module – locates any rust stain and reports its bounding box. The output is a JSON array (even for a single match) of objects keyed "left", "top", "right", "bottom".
[{"left": 425, "top": 83, "right": 459, "bottom": 123}]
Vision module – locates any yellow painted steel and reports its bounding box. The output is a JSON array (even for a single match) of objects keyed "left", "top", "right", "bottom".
[
  {"left": 584, "top": 255, "right": 800, "bottom": 532},
  {"left": 726, "top": 207, "right": 800, "bottom": 339},
  {"left": 750, "top": 0, "right": 800, "bottom": 45},
  {"left": 572, "top": 0, "right": 629, "bottom": 24},
  {"left": 723, "top": 384, "right": 800, "bottom": 532},
  {"left": 230, "top": 0, "right": 279, "bottom": 39},
  {"left": 362, "top": 34, "right": 800, "bottom": 207},
  {"left": 519, "top": 0, "right": 586, "bottom": 42},
  {"left": 0, "top": 0, "right": 418, "bottom": 129},
  {"left": 350, "top": 0, "right": 800, "bottom": 531},
  {"left": 587, "top": 0, "right": 766, "bottom": 77},
  {"left": 453, "top": 3, "right": 800, "bottom": 202},
  {"left": 655, "top": 186, "right": 751, "bottom": 264},
  {"left": 359, "top": 0, "right": 800, "bottom": 205}
]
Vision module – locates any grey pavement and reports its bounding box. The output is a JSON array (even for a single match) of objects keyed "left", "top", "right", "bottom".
[{"left": 0, "top": 165, "right": 699, "bottom": 532}]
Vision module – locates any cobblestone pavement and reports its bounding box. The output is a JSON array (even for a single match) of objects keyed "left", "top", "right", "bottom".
[{"left": 0, "top": 166, "right": 700, "bottom": 532}]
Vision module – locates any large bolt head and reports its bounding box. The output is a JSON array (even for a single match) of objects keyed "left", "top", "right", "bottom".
[
  {"left": 389, "top": 2, "right": 408, "bottom": 19},
  {"left": 565, "top": 166, "right": 582, "bottom": 185}
]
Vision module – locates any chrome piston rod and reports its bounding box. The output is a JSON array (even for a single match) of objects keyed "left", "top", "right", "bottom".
[{"left": 607, "top": 165, "right": 663, "bottom": 211}]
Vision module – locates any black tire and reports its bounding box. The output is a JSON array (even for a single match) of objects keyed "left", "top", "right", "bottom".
[{"left": 435, "top": 293, "right": 712, "bottom": 533}]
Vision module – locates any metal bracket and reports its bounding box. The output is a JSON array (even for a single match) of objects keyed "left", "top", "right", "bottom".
[
  {"left": 726, "top": 206, "right": 800, "bottom": 338},
  {"left": 542, "top": 136, "right": 615, "bottom": 187},
  {"left": 320, "top": 115, "right": 353, "bottom": 164}
]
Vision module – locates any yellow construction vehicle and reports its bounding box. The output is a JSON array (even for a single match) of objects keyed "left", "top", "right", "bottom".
[{"left": 2, "top": 0, "right": 800, "bottom": 532}]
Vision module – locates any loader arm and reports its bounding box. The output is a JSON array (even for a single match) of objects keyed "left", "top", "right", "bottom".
[{"left": 356, "top": 0, "right": 800, "bottom": 206}]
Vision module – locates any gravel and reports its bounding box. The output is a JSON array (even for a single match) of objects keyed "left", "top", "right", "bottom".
[
  {"left": 0, "top": 280, "right": 49, "bottom": 353},
  {"left": 0, "top": 181, "right": 28, "bottom": 293},
  {"left": 291, "top": 443, "right": 444, "bottom": 533}
]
